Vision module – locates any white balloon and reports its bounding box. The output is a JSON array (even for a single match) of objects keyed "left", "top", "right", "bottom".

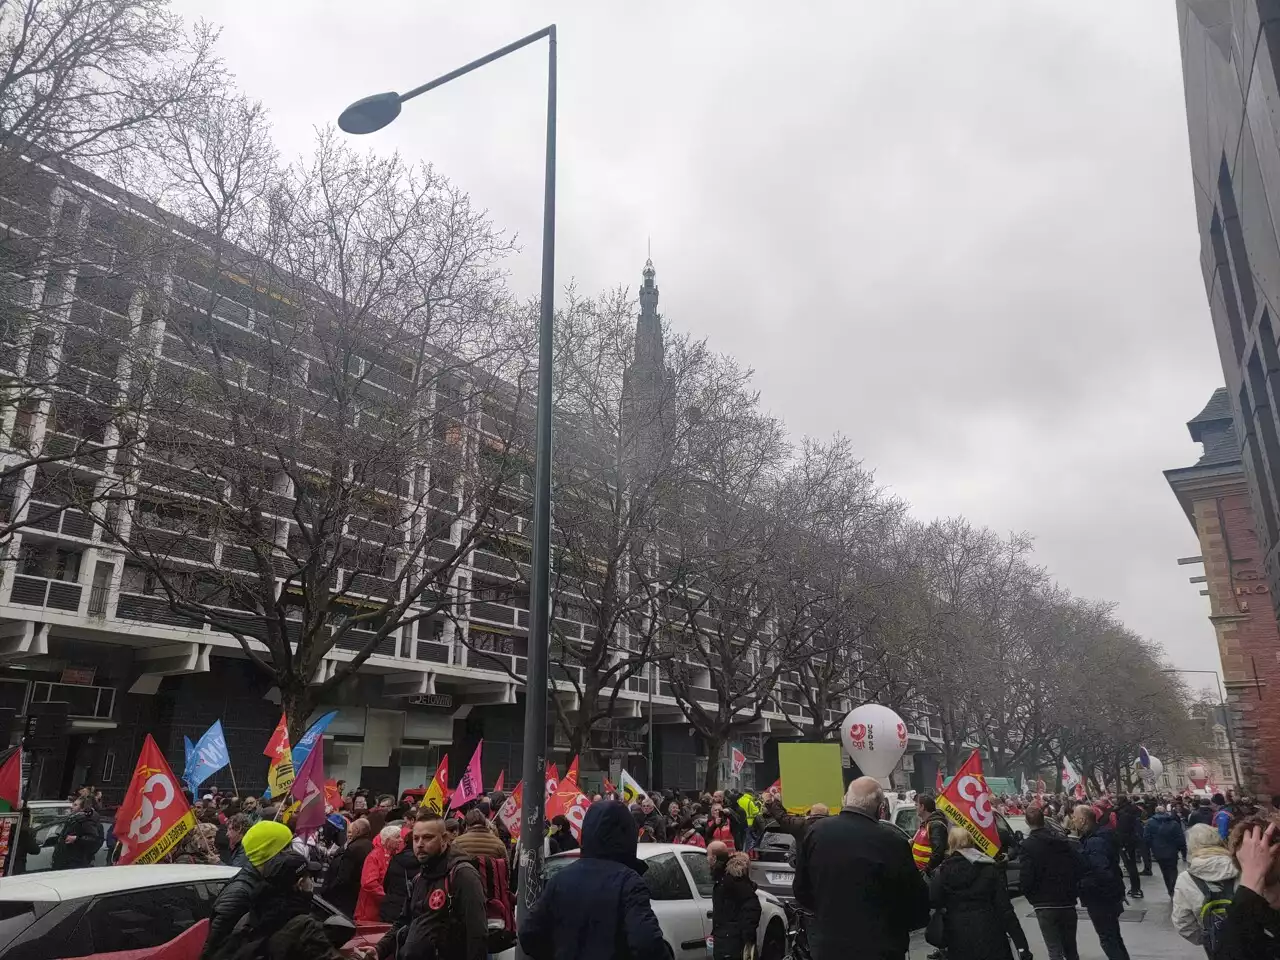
[
  {"left": 1187, "top": 762, "right": 1209, "bottom": 788},
  {"left": 840, "top": 704, "right": 909, "bottom": 780},
  {"left": 1132, "top": 754, "right": 1163, "bottom": 783}
]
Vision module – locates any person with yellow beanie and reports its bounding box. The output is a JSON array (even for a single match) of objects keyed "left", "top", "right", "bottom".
[{"left": 201, "top": 821, "right": 294, "bottom": 958}]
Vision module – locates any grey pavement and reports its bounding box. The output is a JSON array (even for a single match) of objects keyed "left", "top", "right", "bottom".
[{"left": 907, "top": 864, "right": 1204, "bottom": 960}]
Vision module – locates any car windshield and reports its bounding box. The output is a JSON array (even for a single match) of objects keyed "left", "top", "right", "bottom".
[
  {"left": 28, "top": 804, "right": 71, "bottom": 830},
  {"left": 542, "top": 854, "right": 579, "bottom": 881}
]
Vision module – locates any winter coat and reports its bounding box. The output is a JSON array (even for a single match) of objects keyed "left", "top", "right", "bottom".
[
  {"left": 376, "top": 848, "right": 488, "bottom": 960},
  {"left": 922, "top": 811, "right": 950, "bottom": 874},
  {"left": 323, "top": 835, "right": 371, "bottom": 919},
  {"left": 1019, "top": 826, "right": 1084, "bottom": 909},
  {"left": 453, "top": 825, "right": 509, "bottom": 861},
  {"left": 642, "top": 809, "right": 668, "bottom": 843},
  {"left": 548, "top": 829, "right": 579, "bottom": 855},
  {"left": 676, "top": 829, "right": 706, "bottom": 848},
  {"left": 205, "top": 888, "right": 344, "bottom": 960},
  {"left": 381, "top": 847, "right": 422, "bottom": 923},
  {"left": 356, "top": 839, "right": 396, "bottom": 923},
  {"left": 52, "top": 809, "right": 102, "bottom": 869},
  {"left": 711, "top": 853, "right": 761, "bottom": 960},
  {"left": 705, "top": 816, "right": 735, "bottom": 850},
  {"left": 1114, "top": 803, "right": 1142, "bottom": 846},
  {"left": 1076, "top": 825, "right": 1126, "bottom": 912},
  {"left": 519, "top": 801, "right": 667, "bottom": 960},
  {"left": 1220, "top": 885, "right": 1280, "bottom": 960},
  {"left": 201, "top": 864, "right": 264, "bottom": 959},
  {"left": 928, "top": 849, "right": 1030, "bottom": 960},
  {"left": 1215, "top": 808, "right": 1233, "bottom": 842},
  {"left": 1172, "top": 851, "right": 1239, "bottom": 945},
  {"left": 1142, "top": 812, "right": 1186, "bottom": 862},
  {"left": 794, "top": 807, "right": 929, "bottom": 960},
  {"left": 1188, "top": 806, "right": 1214, "bottom": 828}
]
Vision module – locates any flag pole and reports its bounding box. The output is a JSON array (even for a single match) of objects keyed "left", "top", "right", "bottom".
[{"left": 227, "top": 760, "right": 239, "bottom": 799}]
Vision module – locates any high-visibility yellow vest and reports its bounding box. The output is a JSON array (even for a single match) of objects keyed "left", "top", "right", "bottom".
[{"left": 912, "top": 823, "right": 933, "bottom": 871}]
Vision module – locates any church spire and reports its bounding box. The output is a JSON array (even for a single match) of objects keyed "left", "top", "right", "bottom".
[{"left": 636, "top": 257, "right": 662, "bottom": 369}]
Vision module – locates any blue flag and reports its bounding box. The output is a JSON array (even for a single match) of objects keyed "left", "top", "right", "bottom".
[
  {"left": 186, "top": 721, "right": 231, "bottom": 792},
  {"left": 292, "top": 710, "right": 338, "bottom": 770},
  {"left": 183, "top": 736, "right": 195, "bottom": 787}
]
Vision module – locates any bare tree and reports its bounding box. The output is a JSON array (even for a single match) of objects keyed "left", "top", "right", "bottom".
[
  {"left": 0, "top": 0, "right": 224, "bottom": 547},
  {"left": 94, "top": 124, "right": 526, "bottom": 740}
]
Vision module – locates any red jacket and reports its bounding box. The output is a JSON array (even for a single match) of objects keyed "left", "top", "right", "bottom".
[{"left": 355, "top": 838, "right": 393, "bottom": 922}]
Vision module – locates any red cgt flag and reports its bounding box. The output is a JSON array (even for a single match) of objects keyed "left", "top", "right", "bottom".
[
  {"left": 565, "top": 756, "right": 580, "bottom": 788},
  {"left": 114, "top": 734, "right": 196, "bottom": 864},
  {"left": 935, "top": 750, "right": 1000, "bottom": 858}
]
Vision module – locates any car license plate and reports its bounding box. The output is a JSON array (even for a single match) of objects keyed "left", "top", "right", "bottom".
[{"left": 767, "top": 872, "right": 793, "bottom": 885}]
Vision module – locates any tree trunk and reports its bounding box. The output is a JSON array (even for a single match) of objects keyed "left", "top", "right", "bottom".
[
  {"left": 703, "top": 734, "right": 724, "bottom": 793},
  {"left": 280, "top": 681, "right": 313, "bottom": 746}
]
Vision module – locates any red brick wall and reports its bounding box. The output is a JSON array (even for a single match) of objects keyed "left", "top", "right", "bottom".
[{"left": 1195, "top": 491, "right": 1280, "bottom": 797}]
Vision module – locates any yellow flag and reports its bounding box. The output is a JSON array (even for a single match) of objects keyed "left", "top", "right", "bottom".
[{"left": 421, "top": 755, "right": 448, "bottom": 813}]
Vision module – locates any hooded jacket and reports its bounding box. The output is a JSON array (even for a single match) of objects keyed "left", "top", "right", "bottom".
[
  {"left": 380, "top": 846, "right": 422, "bottom": 924},
  {"left": 323, "top": 834, "right": 371, "bottom": 919},
  {"left": 929, "top": 849, "right": 1030, "bottom": 960},
  {"left": 711, "top": 852, "right": 761, "bottom": 960},
  {"left": 201, "top": 822, "right": 293, "bottom": 959},
  {"left": 376, "top": 846, "right": 487, "bottom": 960},
  {"left": 1143, "top": 812, "right": 1187, "bottom": 862},
  {"left": 519, "top": 801, "right": 667, "bottom": 960},
  {"left": 1171, "top": 851, "right": 1240, "bottom": 945},
  {"left": 356, "top": 837, "right": 398, "bottom": 923},
  {"left": 1019, "top": 826, "right": 1084, "bottom": 909}
]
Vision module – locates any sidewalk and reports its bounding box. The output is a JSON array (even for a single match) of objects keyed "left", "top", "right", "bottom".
[{"left": 908, "top": 865, "right": 1204, "bottom": 960}]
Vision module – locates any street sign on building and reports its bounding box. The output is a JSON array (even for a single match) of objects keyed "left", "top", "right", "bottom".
[{"left": 408, "top": 693, "right": 453, "bottom": 708}]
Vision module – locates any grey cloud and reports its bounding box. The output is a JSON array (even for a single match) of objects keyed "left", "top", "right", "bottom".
[{"left": 175, "top": 0, "right": 1227, "bottom": 670}]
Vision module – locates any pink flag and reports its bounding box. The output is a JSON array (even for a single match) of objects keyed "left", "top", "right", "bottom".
[
  {"left": 448, "top": 741, "right": 484, "bottom": 811},
  {"left": 493, "top": 769, "right": 505, "bottom": 793},
  {"left": 290, "top": 734, "right": 326, "bottom": 834}
]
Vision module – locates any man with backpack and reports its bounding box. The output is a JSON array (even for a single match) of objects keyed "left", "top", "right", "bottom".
[{"left": 371, "top": 812, "right": 488, "bottom": 960}]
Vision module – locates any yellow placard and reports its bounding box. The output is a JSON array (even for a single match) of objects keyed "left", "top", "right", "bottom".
[{"left": 778, "top": 743, "right": 845, "bottom": 814}]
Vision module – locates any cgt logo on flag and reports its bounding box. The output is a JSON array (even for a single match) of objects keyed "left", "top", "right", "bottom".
[{"left": 115, "top": 734, "right": 196, "bottom": 865}]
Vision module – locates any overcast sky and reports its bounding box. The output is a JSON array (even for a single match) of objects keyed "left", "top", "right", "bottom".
[{"left": 176, "top": 0, "right": 1227, "bottom": 675}]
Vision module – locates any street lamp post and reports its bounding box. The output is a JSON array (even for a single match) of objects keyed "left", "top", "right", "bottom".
[
  {"left": 339, "top": 26, "right": 558, "bottom": 925},
  {"left": 1163, "top": 667, "right": 1243, "bottom": 789}
]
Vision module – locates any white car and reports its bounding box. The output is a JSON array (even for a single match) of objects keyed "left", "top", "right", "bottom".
[
  {"left": 0, "top": 863, "right": 239, "bottom": 958},
  {"left": 504, "top": 843, "right": 789, "bottom": 960}
]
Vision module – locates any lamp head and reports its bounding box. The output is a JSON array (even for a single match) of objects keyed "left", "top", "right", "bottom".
[{"left": 338, "top": 92, "right": 402, "bottom": 134}]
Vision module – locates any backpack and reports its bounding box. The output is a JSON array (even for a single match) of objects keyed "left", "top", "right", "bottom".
[
  {"left": 1190, "top": 875, "right": 1236, "bottom": 959},
  {"left": 460, "top": 856, "right": 517, "bottom": 953}
]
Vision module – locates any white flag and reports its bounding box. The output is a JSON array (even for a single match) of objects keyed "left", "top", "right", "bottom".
[
  {"left": 1020, "top": 773, "right": 1029, "bottom": 795},
  {"left": 1061, "top": 758, "right": 1081, "bottom": 791},
  {"left": 619, "top": 769, "right": 648, "bottom": 805}
]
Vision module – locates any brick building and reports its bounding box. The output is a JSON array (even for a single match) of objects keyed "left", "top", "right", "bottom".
[
  {"left": 1175, "top": 2, "right": 1280, "bottom": 619},
  {"left": 1166, "top": 388, "right": 1280, "bottom": 797}
]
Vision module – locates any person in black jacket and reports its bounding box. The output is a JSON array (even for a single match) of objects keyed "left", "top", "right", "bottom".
[
  {"left": 1073, "top": 806, "right": 1131, "bottom": 960},
  {"left": 1142, "top": 805, "right": 1186, "bottom": 897},
  {"left": 794, "top": 776, "right": 929, "bottom": 960},
  {"left": 202, "top": 821, "right": 293, "bottom": 959},
  {"left": 1188, "top": 798, "right": 1214, "bottom": 828},
  {"left": 380, "top": 841, "right": 422, "bottom": 923},
  {"left": 323, "top": 817, "right": 372, "bottom": 919},
  {"left": 1220, "top": 819, "right": 1280, "bottom": 960},
  {"left": 206, "top": 851, "right": 343, "bottom": 960},
  {"left": 51, "top": 797, "right": 102, "bottom": 870},
  {"left": 1020, "top": 804, "right": 1085, "bottom": 960},
  {"left": 709, "top": 845, "right": 761, "bottom": 960},
  {"left": 928, "top": 827, "right": 1031, "bottom": 960},
  {"left": 375, "top": 815, "right": 487, "bottom": 960},
  {"left": 1113, "top": 797, "right": 1143, "bottom": 899},
  {"left": 519, "top": 800, "right": 666, "bottom": 960}
]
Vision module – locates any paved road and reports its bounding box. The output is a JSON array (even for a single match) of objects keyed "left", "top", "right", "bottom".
[{"left": 907, "top": 864, "right": 1204, "bottom": 960}]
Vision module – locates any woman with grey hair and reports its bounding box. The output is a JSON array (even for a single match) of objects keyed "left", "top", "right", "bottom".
[{"left": 1171, "top": 822, "right": 1240, "bottom": 947}]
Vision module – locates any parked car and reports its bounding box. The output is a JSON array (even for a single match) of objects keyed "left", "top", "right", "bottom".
[
  {"left": 0, "top": 864, "right": 384, "bottom": 959},
  {"left": 507, "top": 843, "right": 789, "bottom": 960},
  {"left": 892, "top": 805, "right": 1025, "bottom": 894},
  {"left": 748, "top": 829, "right": 796, "bottom": 902},
  {"left": 22, "top": 816, "right": 112, "bottom": 873}
]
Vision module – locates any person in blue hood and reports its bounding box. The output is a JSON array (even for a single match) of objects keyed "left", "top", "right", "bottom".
[{"left": 519, "top": 800, "right": 668, "bottom": 960}]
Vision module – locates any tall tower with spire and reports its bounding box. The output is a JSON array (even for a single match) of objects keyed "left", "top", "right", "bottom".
[{"left": 623, "top": 257, "right": 670, "bottom": 461}]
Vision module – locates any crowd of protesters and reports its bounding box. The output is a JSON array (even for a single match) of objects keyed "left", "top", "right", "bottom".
[{"left": 14, "top": 775, "right": 1280, "bottom": 960}]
